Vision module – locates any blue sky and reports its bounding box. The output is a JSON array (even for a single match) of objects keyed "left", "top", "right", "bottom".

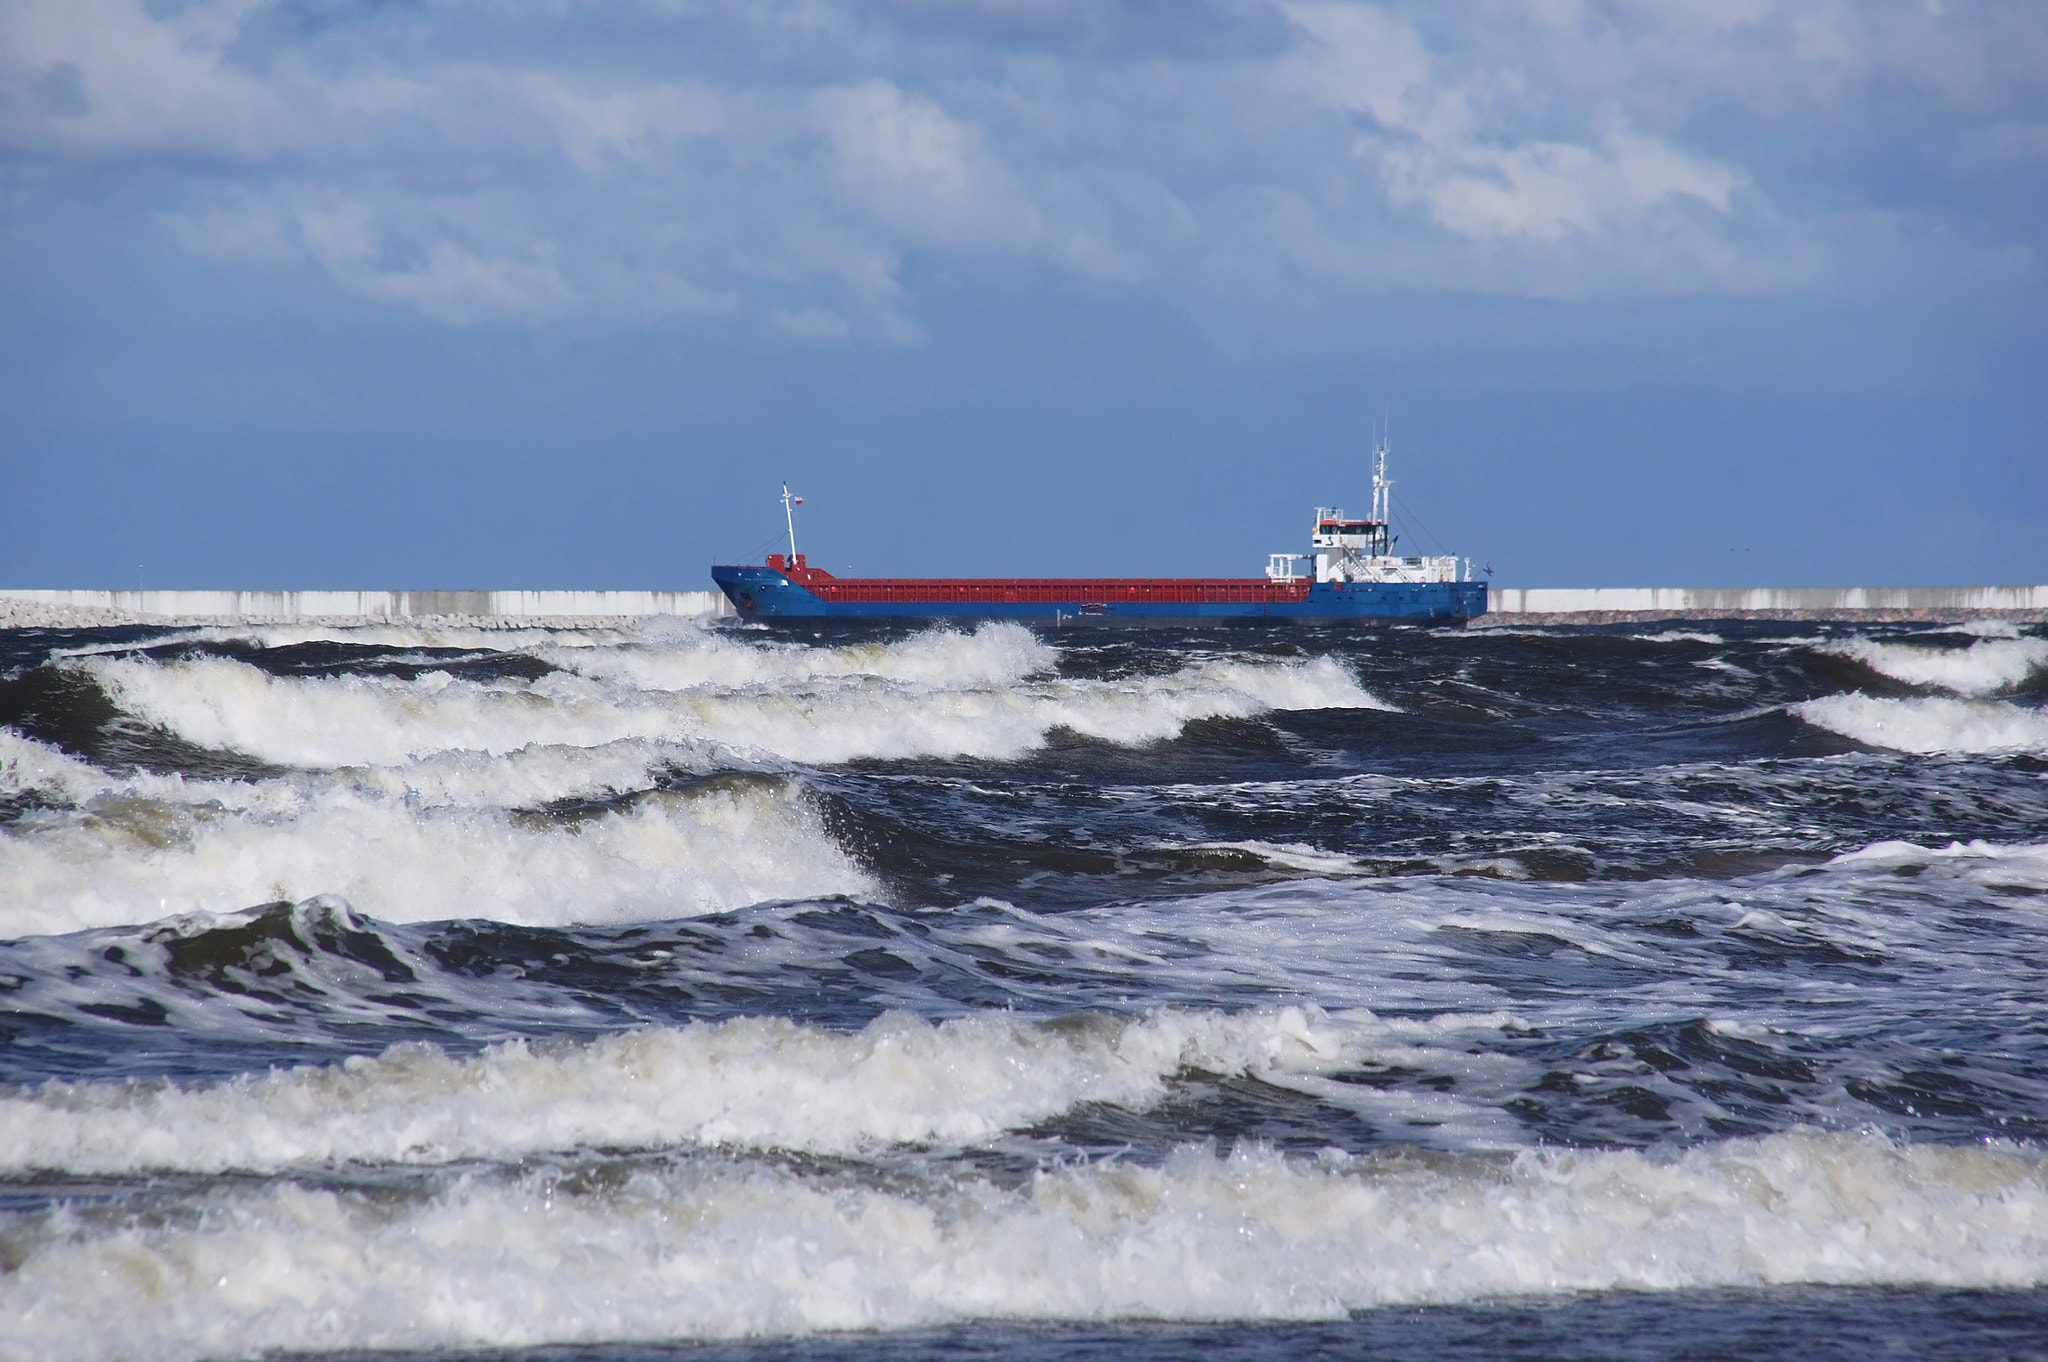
[{"left": 2, "top": 0, "right": 2043, "bottom": 589}]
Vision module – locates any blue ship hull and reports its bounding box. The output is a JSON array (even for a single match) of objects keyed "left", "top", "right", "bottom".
[{"left": 712, "top": 565, "right": 1485, "bottom": 623}]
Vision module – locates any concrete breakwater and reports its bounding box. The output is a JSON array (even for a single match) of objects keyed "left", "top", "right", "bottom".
[
  {"left": 0, "top": 589, "right": 734, "bottom": 629},
  {"left": 1478, "top": 585, "right": 2048, "bottom": 624},
  {"left": 2, "top": 584, "right": 2044, "bottom": 628}
]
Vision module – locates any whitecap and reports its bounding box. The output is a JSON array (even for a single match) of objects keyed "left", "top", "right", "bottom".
[
  {"left": 0, "top": 728, "right": 115, "bottom": 806},
  {"left": 0, "top": 777, "right": 866, "bottom": 936},
  {"left": 548, "top": 620, "right": 1057, "bottom": 692},
  {"left": 3, "top": 1132, "right": 2043, "bottom": 1361},
  {"left": 1821, "top": 637, "right": 2048, "bottom": 696},
  {"left": 73, "top": 645, "right": 1387, "bottom": 771},
  {"left": 1179, "top": 840, "right": 1366, "bottom": 875},
  {"left": 0, "top": 1005, "right": 1491, "bottom": 1174},
  {"left": 1827, "top": 837, "right": 2048, "bottom": 886},
  {"left": 1792, "top": 692, "right": 2048, "bottom": 755}
]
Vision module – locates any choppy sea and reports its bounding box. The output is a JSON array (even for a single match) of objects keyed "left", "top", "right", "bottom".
[{"left": 3, "top": 616, "right": 2047, "bottom": 1361}]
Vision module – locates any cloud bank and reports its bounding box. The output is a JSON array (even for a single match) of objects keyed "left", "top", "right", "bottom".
[{"left": 2, "top": 0, "right": 2040, "bottom": 339}]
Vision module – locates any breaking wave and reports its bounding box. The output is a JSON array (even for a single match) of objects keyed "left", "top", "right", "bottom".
[
  {"left": 548, "top": 620, "right": 1058, "bottom": 691},
  {"left": 1793, "top": 693, "right": 2048, "bottom": 755},
  {"left": 73, "top": 636, "right": 1380, "bottom": 770},
  {"left": 46, "top": 621, "right": 633, "bottom": 659},
  {"left": 0, "top": 726, "right": 111, "bottom": 806},
  {"left": 0, "top": 774, "right": 866, "bottom": 936},
  {"left": 9, "top": 615, "right": 2048, "bottom": 1360},
  {"left": 2, "top": 724, "right": 722, "bottom": 814},
  {"left": 1827, "top": 837, "right": 2048, "bottom": 880},
  {"left": 0, "top": 1005, "right": 1425, "bottom": 1174},
  {"left": 1820, "top": 636, "right": 2048, "bottom": 696},
  {"left": 2, "top": 1132, "right": 2043, "bottom": 1362}
]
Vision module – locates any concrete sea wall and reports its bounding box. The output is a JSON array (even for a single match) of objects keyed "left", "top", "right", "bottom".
[
  {"left": 3, "top": 585, "right": 2044, "bottom": 628},
  {"left": 1479, "top": 585, "right": 2048, "bottom": 624},
  {"left": 0, "top": 589, "right": 734, "bottom": 629}
]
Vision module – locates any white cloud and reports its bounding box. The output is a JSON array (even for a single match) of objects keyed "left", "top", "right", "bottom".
[
  {"left": 1383, "top": 125, "right": 1740, "bottom": 243},
  {"left": 167, "top": 190, "right": 582, "bottom": 326},
  {"left": 351, "top": 240, "right": 577, "bottom": 327},
  {"left": 512, "top": 74, "right": 726, "bottom": 175},
  {"left": 769, "top": 304, "right": 852, "bottom": 343},
  {"left": 1279, "top": 2, "right": 1430, "bottom": 126},
  {"left": 0, "top": 0, "right": 285, "bottom": 159},
  {"left": 1282, "top": 1, "right": 1743, "bottom": 280},
  {"left": 813, "top": 79, "right": 1040, "bottom": 250},
  {"left": 294, "top": 197, "right": 379, "bottom": 275},
  {"left": 1, "top": 0, "right": 2036, "bottom": 334},
  {"left": 159, "top": 194, "right": 301, "bottom": 266}
]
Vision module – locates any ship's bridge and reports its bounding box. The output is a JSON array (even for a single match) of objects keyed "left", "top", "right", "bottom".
[
  {"left": 1263, "top": 443, "right": 1475, "bottom": 587},
  {"left": 1312, "top": 517, "right": 1384, "bottom": 548}
]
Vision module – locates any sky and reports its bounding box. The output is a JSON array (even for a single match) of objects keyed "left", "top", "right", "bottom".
[{"left": 1, "top": 0, "right": 2044, "bottom": 590}]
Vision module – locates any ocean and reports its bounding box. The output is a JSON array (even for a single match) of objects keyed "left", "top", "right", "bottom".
[{"left": 1, "top": 616, "right": 2045, "bottom": 1361}]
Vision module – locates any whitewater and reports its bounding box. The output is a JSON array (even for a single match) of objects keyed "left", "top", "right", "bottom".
[{"left": 3, "top": 617, "right": 2046, "bottom": 1362}]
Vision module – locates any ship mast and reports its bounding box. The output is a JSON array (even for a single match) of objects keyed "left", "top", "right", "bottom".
[
  {"left": 781, "top": 482, "right": 800, "bottom": 562},
  {"left": 1370, "top": 434, "right": 1393, "bottom": 558}
]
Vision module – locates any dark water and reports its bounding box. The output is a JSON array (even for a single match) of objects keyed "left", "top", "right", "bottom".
[
  {"left": 307, "top": 1286, "right": 2048, "bottom": 1361},
  {"left": 1, "top": 617, "right": 2045, "bottom": 1361}
]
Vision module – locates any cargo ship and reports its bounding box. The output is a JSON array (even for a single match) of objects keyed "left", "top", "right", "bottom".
[{"left": 711, "top": 440, "right": 1485, "bottom": 623}]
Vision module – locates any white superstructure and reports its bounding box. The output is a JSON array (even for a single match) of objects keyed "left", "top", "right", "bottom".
[{"left": 1266, "top": 436, "right": 1470, "bottom": 585}]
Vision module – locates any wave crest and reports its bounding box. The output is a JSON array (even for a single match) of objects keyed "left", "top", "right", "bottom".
[
  {"left": 0, "top": 775, "right": 867, "bottom": 936},
  {"left": 2, "top": 1132, "right": 2043, "bottom": 1360},
  {"left": 1792, "top": 693, "right": 2048, "bottom": 755},
  {"left": 70, "top": 637, "right": 1386, "bottom": 771},
  {"left": 0, "top": 1005, "right": 1409, "bottom": 1173},
  {"left": 1821, "top": 637, "right": 2048, "bottom": 697}
]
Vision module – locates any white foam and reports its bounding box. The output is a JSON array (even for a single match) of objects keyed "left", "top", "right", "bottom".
[
  {"left": 1824, "top": 637, "right": 2048, "bottom": 696},
  {"left": 0, "top": 1006, "right": 1468, "bottom": 1174},
  {"left": 1634, "top": 631, "right": 1724, "bottom": 644},
  {"left": 350, "top": 736, "right": 728, "bottom": 808},
  {"left": 77, "top": 647, "right": 1385, "bottom": 770},
  {"left": 4, "top": 1131, "right": 2044, "bottom": 1361},
  {"left": 0, "top": 730, "right": 318, "bottom": 821},
  {"left": 0, "top": 778, "right": 866, "bottom": 936},
  {"left": 1793, "top": 693, "right": 2048, "bottom": 755},
  {"left": 1828, "top": 837, "right": 2048, "bottom": 888},
  {"left": 1185, "top": 840, "right": 1366, "bottom": 875},
  {"left": 1015, "top": 826, "right": 2048, "bottom": 1037},
  {"left": 1938, "top": 619, "right": 2025, "bottom": 639},
  {"left": 5, "top": 720, "right": 721, "bottom": 817},
  {"left": 50, "top": 620, "right": 635, "bottom": 658},
  {"left": 13, "top": 629, "right": 1383, "bottom": 937},
  {"left": 549, "top": 621, "right": 1057, "bottom": 692},
  {"left": 0, "top": 728, "right": 115, "bottom": 806}
]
